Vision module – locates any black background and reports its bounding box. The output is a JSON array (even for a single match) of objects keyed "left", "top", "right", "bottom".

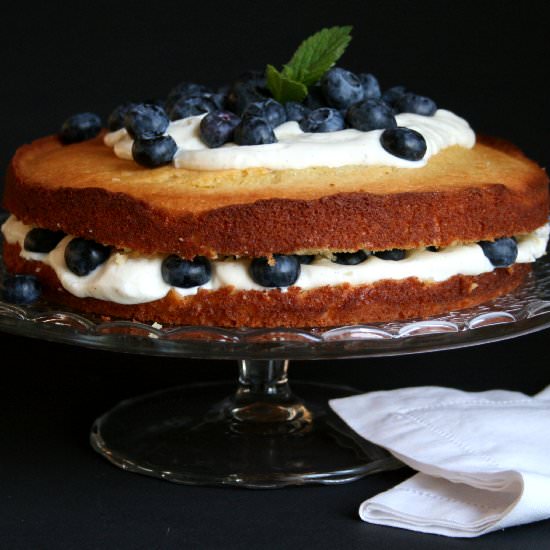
[{"left": 1, "top": 1, "right": 550, "bottom": 548}]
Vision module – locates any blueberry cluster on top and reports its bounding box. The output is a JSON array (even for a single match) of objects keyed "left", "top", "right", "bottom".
[{"left": 58, "top": 67, "right": 439, "bottom": 167}]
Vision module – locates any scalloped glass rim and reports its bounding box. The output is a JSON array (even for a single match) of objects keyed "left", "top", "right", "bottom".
[{"left": 1, "top": 247, "right": 549, "bottom": 360}]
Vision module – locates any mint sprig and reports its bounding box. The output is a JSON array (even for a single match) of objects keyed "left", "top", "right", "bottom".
[
  {"left": 266, "top": 65, "right": 308, "bottom": 103},
  {"left": 266, "top": 26, "right": 353, "bottom": 103}
]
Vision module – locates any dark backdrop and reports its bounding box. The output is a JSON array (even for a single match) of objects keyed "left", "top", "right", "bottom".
[{"left": 1, "top": 1, "right": 550, "bottom": 549}]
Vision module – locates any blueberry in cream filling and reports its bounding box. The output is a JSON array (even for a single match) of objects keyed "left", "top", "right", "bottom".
[{"left": 2, "top": 216, "right": 548, "bottom": 306}]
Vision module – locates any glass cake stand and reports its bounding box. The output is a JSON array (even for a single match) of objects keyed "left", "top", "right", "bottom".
[{"left": 1, "top": 245, "right": 550, "bottom": 488}]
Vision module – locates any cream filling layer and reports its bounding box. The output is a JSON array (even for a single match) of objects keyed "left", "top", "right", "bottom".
[
  {"left": 2, "top": 216, "right": 548, "bottom": 306},
  {"left": 104, "top": 109, "right": 475, "bottom": 171}
]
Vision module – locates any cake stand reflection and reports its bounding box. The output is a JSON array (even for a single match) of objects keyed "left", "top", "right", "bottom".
[{"left": 1, "top": 249, "right": 550, "bottom": 488}]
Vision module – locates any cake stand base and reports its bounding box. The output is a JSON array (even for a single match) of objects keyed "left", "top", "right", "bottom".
[{"left": 90, "top": 360, "right": 402, "bottom": 488}]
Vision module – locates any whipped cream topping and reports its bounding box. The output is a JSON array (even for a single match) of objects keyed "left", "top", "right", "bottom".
[
  {"left": 104, "top": 109, "right": 475, "bottom": 171},
  {"left": 2, "top": 216, "right": 548, "bottom": 306}
]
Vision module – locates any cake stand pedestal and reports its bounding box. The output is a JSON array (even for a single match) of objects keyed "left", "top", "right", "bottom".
[
  {"left": 90, "top": 361, "right": 399, "bottom": 487},
  {"left": 2, "top": 250, "right": 550, "bottom": 488}
]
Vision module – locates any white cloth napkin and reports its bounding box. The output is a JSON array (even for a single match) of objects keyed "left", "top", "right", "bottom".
[{"left": 330, "top": 385, "right": 550, "bottom": 537}]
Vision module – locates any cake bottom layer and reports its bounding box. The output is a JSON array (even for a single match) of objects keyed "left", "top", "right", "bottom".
[{"left": 3, "top": 242, "right": 529, "bottom": 327}]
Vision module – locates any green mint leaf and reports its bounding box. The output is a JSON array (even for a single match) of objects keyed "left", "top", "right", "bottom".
[
  {"left": 266, "top": 64, "right": 308, "bottom": 103},
  {"left": 282, "top": 26, "right": 353, "bottom": 86}
]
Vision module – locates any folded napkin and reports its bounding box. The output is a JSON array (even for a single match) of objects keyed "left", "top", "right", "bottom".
[{"left": 330, "top": 385, "right": 550, "bottom": 537}]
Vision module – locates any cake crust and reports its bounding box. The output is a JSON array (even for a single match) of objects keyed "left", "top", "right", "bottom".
[
  {"left": 3, "top": 241, "right": 530, "bottom": 327},
  {"left": 3, "top": 134, "right": 548, "bottom": 259}
]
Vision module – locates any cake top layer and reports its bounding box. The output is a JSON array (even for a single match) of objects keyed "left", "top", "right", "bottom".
[
  {"left": 8, "top": 133, "right": 544, "bottom": 216},
  {"left": 4, "top": 133, "right": 547, "bottom": 258}
]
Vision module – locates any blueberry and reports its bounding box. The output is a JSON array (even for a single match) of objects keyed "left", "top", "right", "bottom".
[
  {"left": 226, "top": 71, "right": 269, "bottom": 115},
  {"left": 347, "top": 99, "right": 397, "bottom": 131},
  {"left": 234, "top": 117, "right": 277, "bottom": 145},
  {"left": 205, "top": 92, "right": 226, "bottom": 110},
  {"left": 59, "top": 112, "right": 102, "bottom": 144},
  {"left": 172, "top": 91, "right": 224, "bottom": 111},
  {"left": 211, "top": 89, "right": 230, "bottom": 110},
  {"left": 169, "top": 95, "right": 217, "bottom": 121},
  {"left": 242, "top": 99, "right": 286, "bottom": 128},
  {"left": 304, "top": 85, "right": 326, "bottom": 110},
  {"left": 2, "top": 274, "right": 41, "bottom": 304},
  {"left": 226, "top": 82, "right": 269, "bottom": 115},
  {"left": 142, "top": 98, "right": 167, "bottom": 109},
  {"left": 233, "top": 70, "right": 267, "bottom": 89},
  {"left": 250, "top": 255, "right": 301, "bottom": 287},
  {"left": 296, "top": 254, "right": 315, "bottom": 264},
  {"left": 381, "top": 86, "right": 407, "bottom": 112},
  {"left": 299, "top": 108, "right": 345, "bottom": 133},
  {"left": 228, "top": 85, "right": 263, "bottom": 115},
  {"left": 161, "top": 255, "right": 211, "bottom": 288},
  {"left": 479, "top": 237, "right": 518, "bottom": 268},
  {"left": 374, "top": 249, "right": 406, "bottom": 261},
  {"left": 24, "top": 228, "right": 66, "bottom": 253},
  {"left": 332, "top": 251, "right": 369, "bottom": 265},
  {"left": 380, "top": 127, "right": 427, "bottom": 161},
  {"left": 285, "top": 101, "right": 310, "bottom": 122},
  {"left": 166, "top": 82, "right": 212, "bottom": 111},
  {"left": 107, "top": 102, "right": 138, "bottom": 131},
  {"left": 64, "top": 238, "right": 111, "bottom": 276},
  {"left": 200, "top": 110, "right": 241, "bottom": 148},
  {"left": 395, "top": 92, "right": 437, "bottom": 116},
  {"left": 124, "top": 104, "right": 169, "bottom": 139},
  {"left": 132, "top": 136, "right": 177, "bottom": 167},
  {"left": 321, "top": 68, "right": 365, "bottom": 110},
  {"left": 358, "top": 73, "right": 381, "bottom": 99},
  {"left": 427, "top": 246, "right": 440, "bottom": 252},
  {"left": 169, "top": 82, "right": 212, "bottom": 99}
]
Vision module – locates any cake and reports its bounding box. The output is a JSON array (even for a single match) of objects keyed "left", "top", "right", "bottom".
[{"left": 1, "top": 27, "right": 548, "bottom": 327}]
